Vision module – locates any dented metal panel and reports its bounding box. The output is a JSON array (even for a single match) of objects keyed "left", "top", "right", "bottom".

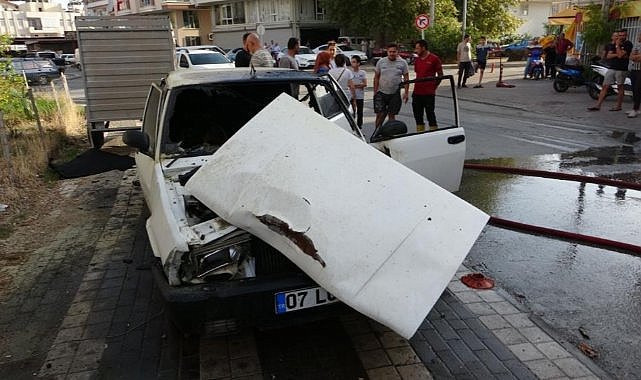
[{"left": 185, "top": 94, "right": 489, "bottom": 339}]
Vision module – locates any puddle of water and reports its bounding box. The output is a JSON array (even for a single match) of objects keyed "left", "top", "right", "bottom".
[{"left": 458, "top": 147, "right": 641, "bottom": 378}]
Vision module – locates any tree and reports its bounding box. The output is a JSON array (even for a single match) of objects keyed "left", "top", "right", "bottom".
[
  {"left": 581, "top": 4, "right": 617, "bottom": 56},
  {"left": 320, "top": 0, "right": 452, "bottom": 46},
  {"left": 455, "top": 0, "right": 521, "bottom": 40}
]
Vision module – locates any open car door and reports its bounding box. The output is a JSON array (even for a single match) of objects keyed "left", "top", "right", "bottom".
[{"left": 370, "top": 75, "right": 465, "bottom": 192}]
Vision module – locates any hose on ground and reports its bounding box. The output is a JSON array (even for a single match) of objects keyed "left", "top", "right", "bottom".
[{"left": 464, "top": 164, "right": 641, "bottom": 256}]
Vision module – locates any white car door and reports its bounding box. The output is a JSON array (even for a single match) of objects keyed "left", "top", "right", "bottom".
[{"left": 370, "top": 128, "right": 466, "bottom": 192}]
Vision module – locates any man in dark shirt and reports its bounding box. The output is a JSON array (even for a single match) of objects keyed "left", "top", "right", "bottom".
[
  {"left": 588, "top": 30, "right": 633, "bottom": 111},
  {"left": 234, "top": 32, "right": 252, "bottom": 67}
]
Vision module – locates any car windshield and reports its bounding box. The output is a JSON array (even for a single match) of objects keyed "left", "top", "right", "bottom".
[
  {"left": 299, "top": 47, "right": 313, "bottom": 54},
  {"left": 189, "top": 53, "right": 231, "bottom": 65}
]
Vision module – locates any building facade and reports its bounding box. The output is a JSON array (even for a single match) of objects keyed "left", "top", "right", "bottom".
[{"left": 0, "top": 0, "right": 83, "bottom": 52}]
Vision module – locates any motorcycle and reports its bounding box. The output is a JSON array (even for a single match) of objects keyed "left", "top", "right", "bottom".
[
  {"left": 587, "top": 63, "right": 632, "bottom": 100},
  {"left": 553, "top": 64, "right": 591, "bottom": 92},
  {"left": 525, "top": 58, "right": 544, "bottom": 80}
]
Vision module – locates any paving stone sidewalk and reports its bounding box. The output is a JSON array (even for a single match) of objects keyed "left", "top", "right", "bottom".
[{"left": 32, "top": 170, "right": 610, "bottom": 379}]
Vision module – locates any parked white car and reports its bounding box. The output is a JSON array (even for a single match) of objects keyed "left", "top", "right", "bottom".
[
  {"left": 175, "top": 50, "right": 235, "bottom": 70},
  {"left": 313, "top": 44, "right": 368, "bottom": 63},
  {"left": 276, "top": 46, "right": 317, "bottom": 69}
]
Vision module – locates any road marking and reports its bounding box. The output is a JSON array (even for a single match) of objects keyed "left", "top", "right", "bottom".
[{"left": 496, "top": 134, "right": 587, "bottom": 151}]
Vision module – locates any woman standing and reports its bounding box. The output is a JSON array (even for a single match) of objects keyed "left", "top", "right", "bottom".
[
  {"left": 328, "top": 54, "right": 355, "bottom": 103},
  {"left": 313, "top": 51, "right": 331, "bottom": 74}
]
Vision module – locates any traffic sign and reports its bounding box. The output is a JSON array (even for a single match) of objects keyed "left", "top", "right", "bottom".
[
  {"left": 256, "top": 24, "right": 265, "bottom": 36},
  {"left": 415, "top": 14, "right": 430, "bottom": 30}
]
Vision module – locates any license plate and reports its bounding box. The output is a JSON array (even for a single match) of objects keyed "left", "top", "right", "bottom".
[{"left": 275, "top": 286, "right": 339, "bottom": 314}]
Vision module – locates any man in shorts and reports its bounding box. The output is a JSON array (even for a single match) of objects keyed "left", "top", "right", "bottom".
[
  {"left": 373, "top": 43, "right": 409, "bottom": 130},
  {"left": 588, "top": 30, "right": 632, "bottom": 111},
  {"left": 474, "top": 36, "right": 491, "bottom": 88}
]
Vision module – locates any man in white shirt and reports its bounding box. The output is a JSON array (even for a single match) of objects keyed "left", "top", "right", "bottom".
[{"left": 456, "top": 34, "right": 473, "bottom": 88}]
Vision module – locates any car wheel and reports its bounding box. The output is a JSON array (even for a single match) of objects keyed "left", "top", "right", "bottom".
[{"left": 38, "top": 75, "right": 49, "bottom": 85}]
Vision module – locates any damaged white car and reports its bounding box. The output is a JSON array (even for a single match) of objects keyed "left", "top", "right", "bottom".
[{"left": 124, "top": 68, "right": 488, "bottom": 337}]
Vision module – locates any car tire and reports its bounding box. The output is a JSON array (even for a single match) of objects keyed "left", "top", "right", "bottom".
[{"left": 38, "top": 75, "right": 49, "bottom": 85}]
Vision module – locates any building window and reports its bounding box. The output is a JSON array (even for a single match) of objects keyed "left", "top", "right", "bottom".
[
  {"left": 217, "top": 2, "right": 245, "bottom": 25},
  {"left": 314, "top": 0, "right": 324, "bottom": 20},
  {"left": 117, "top": 0, "right": 130, "bottom": 11},
  {"left": 185, "top": 36, "right": 201, "bottom": 46},
  {"left": 27, "top": 18, "right": 43, "bottom": 30},
  {"left": 183, "top": 11, "right": 199, "bottom": 29},
  {"left": 140, "top": 0, "right": 154, "bottom": 7},
  {"left": 520, "top": 3, "right": 528, "bottom": 16}
]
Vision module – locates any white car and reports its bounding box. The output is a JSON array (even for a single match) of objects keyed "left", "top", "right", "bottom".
[
  {"left": 276, "top": 46, "right": 317, "bottom": 69},
  {"left": 175, "top": 50, "right": 235, "bottom": 70},
  {"left": 123, "top": 69, "right": 485, "bottom": 337},
  {"left": 313, "top": 44, "right": 368, "bottom": 63},
  {"left": 337, "top": 44, "right": 368, "bottom": 62}
]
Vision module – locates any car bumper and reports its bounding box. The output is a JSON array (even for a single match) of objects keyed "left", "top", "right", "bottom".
[{"left": 152, "top": 260, "right": 350, "bottom": 333}]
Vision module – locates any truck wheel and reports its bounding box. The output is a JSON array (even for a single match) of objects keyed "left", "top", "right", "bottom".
[
  {"left": 88, "top": 121, "right": 107, "bottom": 149},
  {"left": 553, "top": 79, "right": 569, "bottom": 92},
  {"left": 38, "top": 75, "right": 49, "bottom": 85}
]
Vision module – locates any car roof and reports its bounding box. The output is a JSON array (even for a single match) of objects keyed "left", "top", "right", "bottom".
[
  {"left": 164, "top": 68, "right": 326, "bottom": 89},
  {"left": 182, "top": 50, "right": 224, "bottom": 55}
]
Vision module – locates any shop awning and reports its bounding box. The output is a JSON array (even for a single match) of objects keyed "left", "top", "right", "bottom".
[
  {"left": 548, "top": 7, "right": 580, "bottom": 25},
  {"left": 616, "top": 1, "right": 641, "bottom": 18}
]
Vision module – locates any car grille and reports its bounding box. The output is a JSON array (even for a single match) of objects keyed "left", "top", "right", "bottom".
[{"left": 252, "top": 238, "right": 300, "bottom": 275}]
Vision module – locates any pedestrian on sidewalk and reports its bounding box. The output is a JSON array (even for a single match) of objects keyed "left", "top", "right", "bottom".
[
  {"left": 474, "top": 36, "right": 491, "bottom": 88},
  {"left": 543, "top": 36, "right": 557, "bottom": 78},
  {"left": 373, "top": 43, "right": 409, "bottom": 130},
  {"left": 588, "top": 31, "right": 632, "bottom": 112},
  {"left": 412, "top": 39, "right": 443, "bottom": 132},
  {"left": 555, "top": 32, "right": 574, "bottom": 67},
  {"left": 627, "top": 32, "right": 641, "bottom": 117},
  {"left": 350, "top": 55, "right": 367, "bottom": 128},
  {"left": 457, "top": 35, "right": 473, "bottom": 88},
  {"left": 247, "top": 33, "right": 275, "bottom": 68},
  {"left": 234, "top": 32, "right": 252, "bottom": 67}
]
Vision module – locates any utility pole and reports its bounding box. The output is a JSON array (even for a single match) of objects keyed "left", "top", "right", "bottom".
[
  {"left": 462, "top": 0, "right": 468, "bottom": 39},
  {"left": 430, "top": 0, "right": 435, "bottom": 28}
]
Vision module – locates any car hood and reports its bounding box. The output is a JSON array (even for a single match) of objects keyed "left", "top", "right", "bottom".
[
  {"left": 185, "top": 94, "right": 488, "bottom": 339},
  {"left": 296, "top": 54, "right": 317, "bottom": 61},
  {"left": 191, "top": 63, "right": 235, "bottom": 69}
]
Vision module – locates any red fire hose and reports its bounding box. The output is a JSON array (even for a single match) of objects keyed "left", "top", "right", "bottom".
[{"left": 464, "top": 164, "right": 641, "bottom": 256}]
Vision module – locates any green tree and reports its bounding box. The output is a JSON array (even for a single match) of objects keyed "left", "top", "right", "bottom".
[
  {"left": 581, "top": 4, "right": 617, "bottom": 56},
  {"left": 0, "top": 34, "right": 31, "bottom": 125},
  {"left": 320, "top": 0, "right": 456, "bottom": 46},
  {"left": 456, "top": 0, "right": 521, "bottom": 40}
]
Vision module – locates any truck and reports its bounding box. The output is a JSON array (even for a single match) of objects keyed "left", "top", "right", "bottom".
[
  {"left": 123, "top": 68, "right": 488, "bottom": 338},
  {"left": 75, "top": 16, "right": 175, "bottom": 148}
]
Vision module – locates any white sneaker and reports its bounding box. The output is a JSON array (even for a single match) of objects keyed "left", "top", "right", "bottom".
[{"left": 627, "top": 110, "right": 639, "bottom": 118}]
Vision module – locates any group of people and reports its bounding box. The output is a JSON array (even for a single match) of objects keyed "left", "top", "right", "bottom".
[{"left": 588, "top": 28, "right": 641, "bottom": 118}]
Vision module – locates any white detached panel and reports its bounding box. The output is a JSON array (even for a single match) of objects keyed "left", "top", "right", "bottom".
[{"left": 186, "top": 94, "right": 489, "bottom": 338}]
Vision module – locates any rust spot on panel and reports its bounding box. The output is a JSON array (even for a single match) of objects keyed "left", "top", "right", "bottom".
[{"left": 256, "top": 214, "right": 325, "bottom": 268}]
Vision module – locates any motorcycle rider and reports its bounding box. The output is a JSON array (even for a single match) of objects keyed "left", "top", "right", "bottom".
[
  {"left": 588, "top": 30, "right": 633, "bottom": 111},
  {"left": 523, "top": 38, "right": 543, "bottom": 79}
]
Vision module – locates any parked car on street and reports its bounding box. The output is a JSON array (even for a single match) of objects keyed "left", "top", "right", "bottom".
[
  {"left": 61, "top": 53, "right": 76, "bottom": 65},
  {"left": 4, "top": 58, "right": 61, "bottom": 85},
  {"left": 122, "top": 68, "right": 485, "bottom": 338},
  {"left": 175, "top": 49, "right": 235, "bottom": 69},
  {"left": 370, "top": 43, "right": 417, "bottom": 64},
  {"left": 176, "top": 45, "right": 227, "bottom": 56},
  {"left": 501, "top": 39, "right": 530, "bottom": 60},
  {"left": 313, "top": 44, "right": 368, "bottom": 64},
  {"left": 276, "top": 46, "right": 317, "bottom": 69}
]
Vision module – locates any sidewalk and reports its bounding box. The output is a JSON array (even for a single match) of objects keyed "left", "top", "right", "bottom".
[{"left": 29, "top": 169, "right": 609, "bottom": 379}]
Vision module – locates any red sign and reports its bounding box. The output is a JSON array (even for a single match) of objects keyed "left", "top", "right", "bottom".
[{"left": 415, "top": 14, "right": 430, "bottom": 30}]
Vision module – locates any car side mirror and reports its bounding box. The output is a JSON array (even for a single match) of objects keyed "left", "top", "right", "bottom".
[
  {"left": 370, "top": 120, "right": 408, "bottom": 142},
  {"left": 123, "top": 130, "right": 150, "bottom": 152}
]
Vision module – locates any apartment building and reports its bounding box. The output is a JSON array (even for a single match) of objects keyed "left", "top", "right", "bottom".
[
  {"left": 0, "top": 0, "right": 83, "bottom": 52},
  {"left": 84, "top": 0, "right": 338, "bottom": 50}
]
